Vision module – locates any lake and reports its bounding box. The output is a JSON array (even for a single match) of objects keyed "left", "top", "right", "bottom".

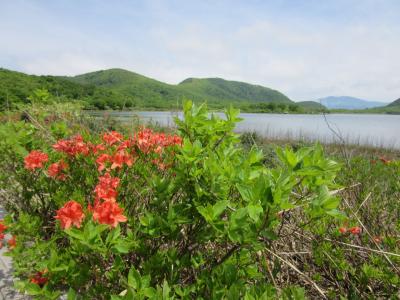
[{"left": 89, "top": 111, "right": 400, "bottom": 149}]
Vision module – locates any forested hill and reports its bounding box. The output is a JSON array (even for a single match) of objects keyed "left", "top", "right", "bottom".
[
  {"left": 387, "top": 98, "right": 400, "bottom": 107},
  {"left": 0, "top": 68, "right": 123, "bottom": 110},
  {"left": 68, "top": 68, "right": 293, "bottom": 108},
  {"left": 0, "top": 67, "right": 294, "bottom": 110}
]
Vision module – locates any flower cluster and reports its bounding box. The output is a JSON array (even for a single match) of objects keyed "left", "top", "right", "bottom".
[
  {"left": 0, "top": 221, "right": 17, "bottom": 250},
  {"left": 55, "top": 201, "right": 85, "bottom": 230},
  {"left": 0, "top": 220, "right": 7, "bottom": 249},
  {"left": 30, "top": 270, "right": 48, "bottom": 287},
  {"left": 338, "top": 226, "right": 361, "bottom": 235},
  {"left": 94, "top": 173, "right": 120, "bottom": 203},
  {"left": 134, "top": 128, "right": 182, "bottom": 154},
  {"left": 53, "top": 134, "right": 90, "bottom": 157},
  {"left": 92, "top": 201, "right": 127, "bottom": 228},
  {"left": 24, "top": 129, "right": 182, "bottom": 231},
  {"left": 47, "top": 160, "right": 68, "bottom": 180},
  {"left": 24, "top": 150, "right": 48, "bottom": 170}
]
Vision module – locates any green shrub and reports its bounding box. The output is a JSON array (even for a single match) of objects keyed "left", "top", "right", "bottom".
[{"left": 0, "top": 102, "right": 346, "bottom": 299}]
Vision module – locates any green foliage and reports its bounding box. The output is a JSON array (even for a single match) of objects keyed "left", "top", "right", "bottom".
[{"left": 0, "top": 101, "right": 346, "bottom": 299}]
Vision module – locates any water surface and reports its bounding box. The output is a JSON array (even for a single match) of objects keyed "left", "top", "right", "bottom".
[{"left": 89, "top": 111, "right": 400, "bottom": 149}]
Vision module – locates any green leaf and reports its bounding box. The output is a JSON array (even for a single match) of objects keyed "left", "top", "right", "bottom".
[
  {"left": 248, "top": 204, "right": 263, "bottom": 222},
  {"left": 212, "top": 200, "right": 228, "bottom": 219},
  {"left": 128, "top": 267, "right": 141, "bottom": 290},
  {"left": 67, "top": 288, "right": 77, "bottom": 300}
]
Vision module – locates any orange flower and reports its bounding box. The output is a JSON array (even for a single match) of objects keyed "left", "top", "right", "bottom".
[
  {"left": 379, "top": 156, "right": 391, "bottom": 165},
  {"left": 349, "top": 226, "right": 361, "bottom": 235},
  {"left": 47, "top": 160, "right": 68, "bottom": 180},
  {"left": 90, "top": 143, "right": 106, "bottom": 154},
  {"left": 92, "top": 201, "right": 127, "bottom": 228},
  {"left": 55, "top": 200, "right": 85, "bottom": 230},
  {"left": 111, "top": 151, "right": 134, "bottom": 169},
  {"left": 0, "top": 233, "right": 4, "bottom": 240},
  {"left": 103, "top": 131, "right": 123, "bottom": 146},
  {"left": 53, "top": 135, "right": 90, "bottom": 156},
  {"left": 339, "top": 227, "right": 347, "bottom": 234},
  {"left": 24, "top": 150, "right": 48, "bottom": 170},
  {"left": 94, "top": 173, "right": 120, "bottom": 202},
  {"left": 0, "top": 220, "right": 7, "bottom": 233},
  {"left": 30, "top": 270, "right": 48, "bottom": 287},
  {"left": 8, "top": 235, "right": 16, "bottom": 249},
  {"left": 96, "top": 154, "right": 111, "bottom": 172},
  {"left": 134, "top": 128, "right": 182, "bottom": 154},
  {"left": 373, "top": 236, "right": 382, "bottom": 243}
]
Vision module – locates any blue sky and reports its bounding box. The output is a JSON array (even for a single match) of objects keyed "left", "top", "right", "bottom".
[{"left": 1, "top": 0, "right": 400, "bottom": 102}]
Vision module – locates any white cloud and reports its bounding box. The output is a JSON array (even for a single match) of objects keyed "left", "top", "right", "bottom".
[{"left": 1, "top": 1, "right": 400, "bottom": 102}]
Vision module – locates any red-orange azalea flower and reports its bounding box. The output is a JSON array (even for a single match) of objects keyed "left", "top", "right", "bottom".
[
  {"left": 96, "top": 153, "right": 111, "bottom": 172},
  {"left": 47, "top": 160, "right": 68, "bottom": 180},
  {"left": 24, "top": 150, "right": 48, "bottom": 170},
  {"left": 94, "top": 173, "right": 120, "bottom": 202},
  {"left": 30, "top": 270, "right": 48, "bottom": 287},
  {"left": 379, "top": 156, "right": 391, "bottom": 165},
  {"left": 349, "top": 226, "right": 361, "bottom": 235},
  {"left": 55, "top": 200, "right": 85, "bottom": 229},
  {"left": 111, "top": 150, "right": 134, "bottom": 169},
  {"left": 0, "top": 220, "right": 7, "bottom": 233},
  {"left": 8, "top": 235, "right": 16, "bottom": 249},
  {"left": 103, "top": 131, "right": 123, "bottom": 146},
  {"left": 92, "top": 201, "right": 127, "bottom": 228},
  {"left": 53, "top": 135, "right": 90, "bottom": 156}
]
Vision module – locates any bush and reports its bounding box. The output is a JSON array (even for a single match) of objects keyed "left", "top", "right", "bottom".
[{"left": 0, "top": 101, "right": 346, "bottom": 299}]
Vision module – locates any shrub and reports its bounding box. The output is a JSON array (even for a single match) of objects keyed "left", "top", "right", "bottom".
[{"left": 0, "top": 101, "right": 344, "bottom": 299}]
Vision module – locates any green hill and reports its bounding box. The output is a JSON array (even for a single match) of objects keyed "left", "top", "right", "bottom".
[
  {"left": 69, "top": 69, "right": 293, "bottom": 109},
  {"left": 68, "top": 68, "right": 191, "bottom": 109},
  {"left": 0, "top": 68, "right": 124, "bottom": 110},
  {"left": 1, "top": 67, "right": 293, "bottom": 111},
  {"left": 387, "top": 98, "right": 400, "bottom": 107},
  {"left": 177, "top": 77, "right": 292, "bottom": 105},
  {"left": 296, "top": 101, "right": 326, "bottom": 111}
]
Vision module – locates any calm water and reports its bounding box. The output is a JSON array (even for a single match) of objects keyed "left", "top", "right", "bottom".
[{"left": 89, "top": 111, "right": 400, "bottom": 149}]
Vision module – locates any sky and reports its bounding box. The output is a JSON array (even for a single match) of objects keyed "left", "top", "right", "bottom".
[{"left": 1, "top": 0, "right": 400, "bottom": 102}]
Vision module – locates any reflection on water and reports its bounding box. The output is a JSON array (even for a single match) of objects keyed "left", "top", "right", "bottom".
[{"left": 88, "top": 111, "right": 400, "bottom": 149}]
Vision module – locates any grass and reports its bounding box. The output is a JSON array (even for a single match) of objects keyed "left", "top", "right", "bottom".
[{"left": 240, "top": 132, "right": 400, "bottom": 297}]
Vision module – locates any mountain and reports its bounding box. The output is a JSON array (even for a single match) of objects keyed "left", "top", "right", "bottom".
[
  {"left": 0, "top": 68, "right": 124, "bottom": 110},
  {"left": 0, "top": 67, "right": 292, "bottom": 111},
  {"left": 177, "top": 77, "right": 292, "bottom": 104},
  {"left": 296, "top": 101, "right": 326, "bottom": 111},
  {"left": 69, "top": 69, "right": 293, "bottom": 108},
  {"left": 387, "top": 98, "right": 400, "bottom": 107},
  {"left": 318, "top": 96, "right": 388, "bottom": 110}
]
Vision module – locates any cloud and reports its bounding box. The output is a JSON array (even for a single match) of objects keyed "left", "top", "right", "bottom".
[{"left": 1, "top": 0, "right": 400, "bottom": 102}]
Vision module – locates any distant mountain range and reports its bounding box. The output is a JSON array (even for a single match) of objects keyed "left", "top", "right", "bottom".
[
  {"left": 317, "top": 96, "right": 388, "bottom": 110},
  {"left": 296, "top": 101, "right": 326, "bottom": 111}
]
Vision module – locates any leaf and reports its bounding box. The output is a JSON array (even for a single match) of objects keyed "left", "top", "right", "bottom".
[
  {"left": 113, "top": 241, "right": 132, "bottom": 254},
  {"left": 65, "top": 228, "right": 84, "bottom": 241},
  {"left": 162, "top": 279, "right": 171, "bottom": 299},
  {"left": 128, "top": 267, "right": 141, "bottom": 290},
  {"left": 212, "top": 200, "right": 228, "bottom": 219},
  {"left": 247, "top": 204, "right": 263, "bottom": 222},
  {"left": 67, "top": 288, "right": 77, "bottom": 300}
]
